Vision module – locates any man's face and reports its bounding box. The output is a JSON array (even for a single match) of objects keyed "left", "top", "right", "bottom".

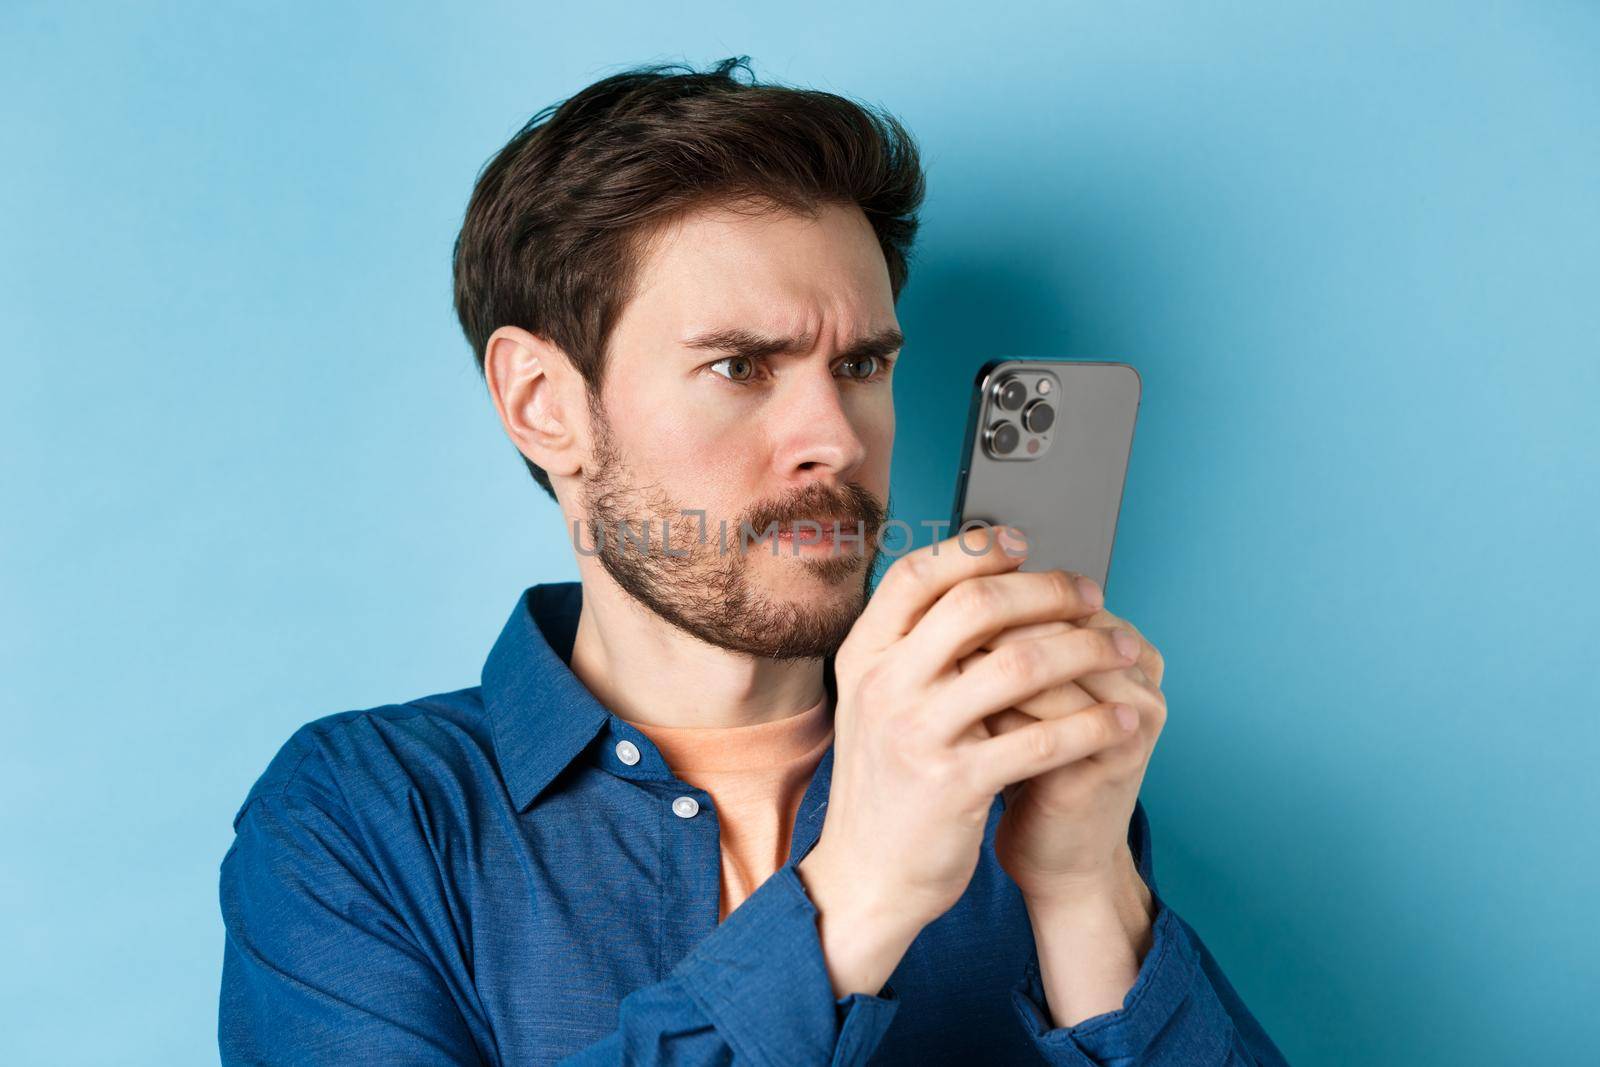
[{"left": 575, "top": 199, "right": 898, "bottom": 659}]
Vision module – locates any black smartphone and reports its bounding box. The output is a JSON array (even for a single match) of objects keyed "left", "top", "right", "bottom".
[{"left": 948, "top": 358, "right": 1142, "bottom": 592}]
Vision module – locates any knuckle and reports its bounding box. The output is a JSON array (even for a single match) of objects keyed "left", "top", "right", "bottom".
[
  {"left": 925, "top": 750, "right": 963, "bottom": 791},
  {"left": 1027, "top": 724, "right": 1059, "bottom": 762},
  {"left": 1094, "top": 708, "right": 1124, "bottom": 747},
  {"left": 949, "top": 578, "right": 999, "bottom": 621},
  {"left": 1068, "top": 626, "right": 1108, "bottom": 662},
  {"left": 892, "top": 548, "right": 934, "bottom": 589},
  {"left": 881, "top": 555, "right": 913, "bottom": 592},
  {"left": 1045, "top": 568, "right": 1078, "bottom": 605},
  {"left": 992, "top": 641, "right": 1040, "bottom": 685},
  {"left": 909, "top": 547, "right": 941, "bottom": 581},
  {"left": 908, "top": 547, "right": 940, "bottom": 588},
  {"left": 952, "top": 755, "right": 986, "bottom": 798}
]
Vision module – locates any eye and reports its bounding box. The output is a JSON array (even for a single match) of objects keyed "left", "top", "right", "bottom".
[
  {"left": 708, "top": 353, "right": 894, "bottom": 385},
  {"left": 838, "top": 355, "right": 892, "bottom": 381},
  {"left": 709, "top": 355, "right": 761, "bottom": 383}
]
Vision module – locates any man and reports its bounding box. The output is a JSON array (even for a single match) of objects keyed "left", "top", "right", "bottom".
[{"left": 219, "top": 57, "right": 1288, "bottom": 1065}]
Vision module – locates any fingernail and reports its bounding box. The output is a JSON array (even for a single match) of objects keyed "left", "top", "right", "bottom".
[
  {"left": 997, "top": 525, "right": 1028, "bottom": 556},
  {"left": 1115, "top": 704, "right": 1140, "bottom": 731},
  {"left": 1075, "top": 575, "right": 1103, "bottom": 609},
  {"left": 1113, "top": 629, "right": 1140, "bottom": 661}
]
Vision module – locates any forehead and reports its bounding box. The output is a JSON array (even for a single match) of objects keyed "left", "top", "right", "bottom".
[{"left": 616, "top": 199, "right": 897, "bottom": 342}]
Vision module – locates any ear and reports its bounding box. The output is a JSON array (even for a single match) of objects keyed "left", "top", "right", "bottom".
[{"left": 483, "top": 326, "right": 589, "bottom": 481}]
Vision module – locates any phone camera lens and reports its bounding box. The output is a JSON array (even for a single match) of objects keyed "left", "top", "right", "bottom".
[
  {"left": 1022, "top": 400, "right": 1055, "bottom": 433},
  {"left": 993, "top": 377, "right": 1028, "bottom": 411},
  {"left": 986, "top": 420, "right": 1021, "bottom": 455}
]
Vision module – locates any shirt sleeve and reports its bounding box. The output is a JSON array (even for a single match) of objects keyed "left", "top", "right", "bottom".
[
  {"left": 219, "top": 792, "right": 491, "bottom": 1065},
  {"left": 1008, "top": 799, "right": 1291, "bottom": 1066},
  {"left": 220, "top": 790, "right": 899, "bottom": 1067},
  {"left": 556, "top": 859, "right": 901, "bottom": 1067}
]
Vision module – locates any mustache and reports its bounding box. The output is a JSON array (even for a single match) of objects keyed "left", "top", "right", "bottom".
[{"left": 742, "top": 485, "right": 886, "bottom": 536}]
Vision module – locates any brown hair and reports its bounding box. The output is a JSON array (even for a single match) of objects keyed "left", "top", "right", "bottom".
[{"left": 451, "top": 56, "right": 926, "bottom": 501}]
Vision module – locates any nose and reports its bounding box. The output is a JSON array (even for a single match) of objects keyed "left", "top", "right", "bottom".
[{"left": 772, "top": 363, "right": 871, "bottom": 484}]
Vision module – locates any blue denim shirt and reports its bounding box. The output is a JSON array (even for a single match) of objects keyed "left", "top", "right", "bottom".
[{"left": 219, "top": 581, "right": 1289, "bottom": 1065}]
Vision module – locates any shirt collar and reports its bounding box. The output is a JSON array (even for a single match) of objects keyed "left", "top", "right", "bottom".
[
  {"left": 482, "top": 581, "right": 613, "bottom": 811},
  {"left": 482, "top": 579, "right": 843, "bottom": 818}
]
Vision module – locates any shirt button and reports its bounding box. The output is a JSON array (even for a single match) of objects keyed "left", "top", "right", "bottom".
[
  {"left": 671, "top": 796, "right": 699, "bottom": 819},
  {"left": 614, "top": 740, "right": 641, "bottom": 766}
]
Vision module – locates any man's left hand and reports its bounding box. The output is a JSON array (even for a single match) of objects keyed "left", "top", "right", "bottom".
[{"left": 957, "top": 588, "right": 1167, "bottom": 908}]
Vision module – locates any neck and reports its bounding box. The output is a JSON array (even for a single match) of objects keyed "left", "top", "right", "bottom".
[{"left": 569, "top": 567, "right": 828, "bottom": 729}]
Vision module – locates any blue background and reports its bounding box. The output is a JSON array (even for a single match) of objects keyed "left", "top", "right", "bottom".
[{"left": 4, "top": 3, "right": 1596, "bottom": 1063}]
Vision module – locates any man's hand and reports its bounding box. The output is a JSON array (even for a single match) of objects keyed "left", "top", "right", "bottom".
[
  {"left": 797, "top": 526, "right": 1136, "bottom": 999},
  {"left": 956, "top": 579, "right": 1168, "bottom": 1028},
  {"left": 960, "top": 592, "right": 1167, "bottom": 906}
]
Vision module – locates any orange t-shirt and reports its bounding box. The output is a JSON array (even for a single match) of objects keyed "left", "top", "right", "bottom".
[{"left": 626, "top": 693, "right": 834, "bottom": 922}]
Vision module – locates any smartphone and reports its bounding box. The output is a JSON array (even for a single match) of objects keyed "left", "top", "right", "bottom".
[{"left": 948, "top": 358, "right": 1142, "bottom": 592}]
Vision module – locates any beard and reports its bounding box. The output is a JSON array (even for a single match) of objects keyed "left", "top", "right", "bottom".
[{"left": 576, "top": 401, "right": 889, "bottom": 660}]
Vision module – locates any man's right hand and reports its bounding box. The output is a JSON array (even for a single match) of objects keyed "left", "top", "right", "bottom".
[{"left": 795, "top": 525, "right": 1142, "bottom": 999}]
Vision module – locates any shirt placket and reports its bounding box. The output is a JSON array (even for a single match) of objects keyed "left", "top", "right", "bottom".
[{"left": 599, "top": 716, "right": 723, "bottom": 972}]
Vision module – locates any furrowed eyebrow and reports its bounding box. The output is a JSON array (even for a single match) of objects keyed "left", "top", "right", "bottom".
[{"left": 681, "top": 327, "right": 905, "bottom": 362}]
